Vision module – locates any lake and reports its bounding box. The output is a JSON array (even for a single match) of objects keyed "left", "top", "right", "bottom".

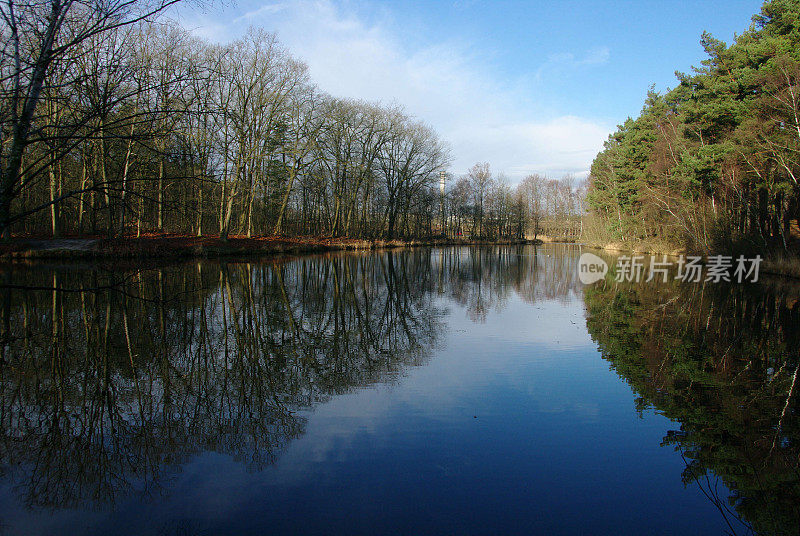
[{"left": 0, "top": 244, "right": 797, "bottom": 535}]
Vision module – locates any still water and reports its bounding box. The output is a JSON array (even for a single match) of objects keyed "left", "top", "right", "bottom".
[{"left": 0, "top": 245, "right": 797, "bottom": 535}]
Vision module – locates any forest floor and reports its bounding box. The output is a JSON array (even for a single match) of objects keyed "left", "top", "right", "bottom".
[{"left": 0, "top": 234, "right": 535, "bottom": 260}]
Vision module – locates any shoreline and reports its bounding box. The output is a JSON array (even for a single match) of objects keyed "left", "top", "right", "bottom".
[{"left": 0, "top": 235, "right": 541, "bottom": 261}]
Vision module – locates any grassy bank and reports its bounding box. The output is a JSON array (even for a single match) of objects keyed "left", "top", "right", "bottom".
[{"left": 0, "top": 234, "right": 537, "bottom": 261}]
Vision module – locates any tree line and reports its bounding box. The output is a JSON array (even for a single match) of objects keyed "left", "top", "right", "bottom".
[
  {"left": 1, "top": 0, "right": 451, "bottom": 240},
  {"left": 587, "top": 0, "right": 800, "bottom": 253},
  {"left": 3, "top": 11, "right": 448, "bottom": 238},
  {"left": 443, "top": 163, "right": 585, "bottom": 241},
  {"left": 0, "top": 0, "right": 587, "bottom": 241}
]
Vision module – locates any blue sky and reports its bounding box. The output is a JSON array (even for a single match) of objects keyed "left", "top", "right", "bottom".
[{"left": 176, "top": 0, "right": 764, "bottom": 182}]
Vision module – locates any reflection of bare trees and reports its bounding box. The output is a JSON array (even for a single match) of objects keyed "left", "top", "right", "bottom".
[
  {"left": 0, "top": 244, "right": 583, "bottom": 513},
  {"left": 0, "top": 252, "right": 443, "bottom": 510},
  {"left": 433, "top": 245, "right": 583, "bottom": 322},
  {"left": 509, "top": 245, "right": 584, "bottom": 305}
]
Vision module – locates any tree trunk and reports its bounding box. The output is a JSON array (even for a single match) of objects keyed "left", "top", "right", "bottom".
[
  {"left": 274, "top": 167, "right": 296, "bottom": 235},
  {"left": 0, "top": 0, "right": 65, "bottom": 239},
  {"left": 157, "top": 146, "right": 164, "bottom": 231},
  {"left": 48, "top": 158, "right": 61, "bottom": 238},
  {"left": 78, "top": 152, "right": 87, "bottom": 233}
]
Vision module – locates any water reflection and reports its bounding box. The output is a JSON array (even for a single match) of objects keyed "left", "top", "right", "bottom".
[
  {"left": 0, "top": 245, "right": 797, "bottom": 535},
  {"left": 0, "top": 254, "right": 432, "bottom": 509},
  {"left": 585, "top": 275, "right": 800, "bottom": 536},
  {"left": 434, "top": 246, "right": 582, "bottom": 322},
  {"left": 0, "top": 247, "right": 575, "bottom": 513}
]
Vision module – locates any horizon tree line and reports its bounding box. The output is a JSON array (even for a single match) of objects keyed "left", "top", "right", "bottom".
[{"left": 0, "top": 0, "right": 584, "bottom": 241}]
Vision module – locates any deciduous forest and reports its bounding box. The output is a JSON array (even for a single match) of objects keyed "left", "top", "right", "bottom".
[{"left": 0, "top": 0, "right": 582, "bottom": 243}]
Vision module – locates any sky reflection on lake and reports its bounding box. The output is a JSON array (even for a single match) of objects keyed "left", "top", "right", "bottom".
[{"left": 0, "top": 245, "right": 796, "bottom": 535}]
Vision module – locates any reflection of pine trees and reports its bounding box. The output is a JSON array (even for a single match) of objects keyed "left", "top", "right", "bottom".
[{"left": 584, "top": 279, "right": 800, "bottom": 536}]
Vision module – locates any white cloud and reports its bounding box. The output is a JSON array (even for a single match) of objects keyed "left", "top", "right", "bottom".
[
  {"left": 233, "top": 2, "right": 290, "bottom": 23},
  {"left": 546, "top": 46, "right": 610, "bottom": 67},
  {"left": 176, "top": 0, "right": 613, "bottom": 182},
  {"left": 453, "top": 117, "right": 611, "bottom": 179},
  {"left": 583, "top": 46, "right": 611, "bottom": 65}
]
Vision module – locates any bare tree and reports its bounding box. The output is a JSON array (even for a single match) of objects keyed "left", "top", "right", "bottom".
[
  {"left": 0, "top": 0, "right": 183, "bottom": 237},
  {"left": 467, "top": 162, "right": 492, "bottom": 238}
]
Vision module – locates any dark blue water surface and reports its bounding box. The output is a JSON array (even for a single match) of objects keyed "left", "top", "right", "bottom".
[{"left": 0, "top": 245, "right": 796, "bottom": 535}]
